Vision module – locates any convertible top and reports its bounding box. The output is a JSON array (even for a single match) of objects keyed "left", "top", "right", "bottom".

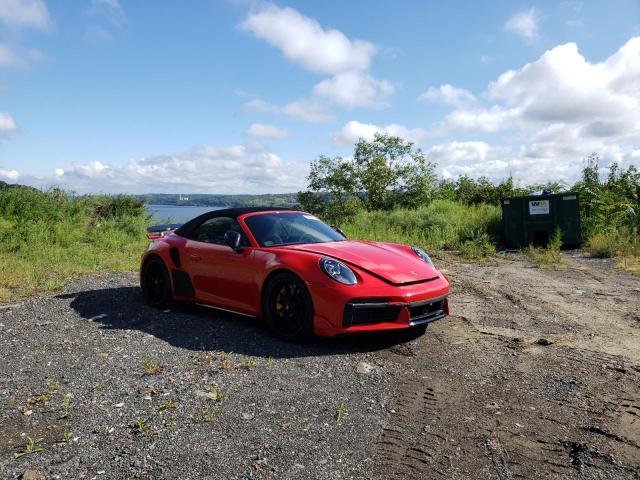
[{"left": 174, "top": 206, "right": 298, "bottom": 238}]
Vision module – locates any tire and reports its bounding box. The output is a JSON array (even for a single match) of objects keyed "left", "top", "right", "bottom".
[
  {"left": 141, "top": 256, "right": 173, "bottom": 308},
  {"left": 263, "top": 272, "right": 314, "bottom": 342}
]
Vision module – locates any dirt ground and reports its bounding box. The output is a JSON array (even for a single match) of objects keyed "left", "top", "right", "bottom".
[{"left": 1, "top": 252, "right": 639, "bottom": 479}]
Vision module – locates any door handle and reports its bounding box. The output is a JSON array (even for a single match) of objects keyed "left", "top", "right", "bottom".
[{"left": 190, "top": 254, "right": 202, "bottom": 262}]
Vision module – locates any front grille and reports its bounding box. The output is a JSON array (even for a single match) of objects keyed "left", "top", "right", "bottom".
[
  {"left": 408, "top": 299, "right": 445, "bottom": 322},
  {"left": 343, "top": 299, "right": 400, "bottom": 327}
]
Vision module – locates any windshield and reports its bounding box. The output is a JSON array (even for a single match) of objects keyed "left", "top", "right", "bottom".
[{"left": 244, "top": 212, "right": 345, "bottom": 247}]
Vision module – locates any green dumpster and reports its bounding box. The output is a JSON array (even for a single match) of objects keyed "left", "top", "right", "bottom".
[{"left": 502, "top": 192, "right": 581, "bottom": 248}]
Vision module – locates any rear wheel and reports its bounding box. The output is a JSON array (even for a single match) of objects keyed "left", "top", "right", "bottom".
[
  {"left": 263, "top": 272, "right": 314, "bottom": 342},
  {"left": 141, "top": 256, "right": 173, "bottom": 308}
]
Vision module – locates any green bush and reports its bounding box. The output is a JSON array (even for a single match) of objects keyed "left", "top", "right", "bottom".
[
  {"left": 0, "top": 187, "right": 149, "bottom": 301},
  {"left": 341, "top": 199, "right": 501, "bottom": 258},
  {"left": 527, "top": 227, "right": 564, "bottom": 269},
  {"left": 587, "top": 228, "right": 640, "bottom": 259}
]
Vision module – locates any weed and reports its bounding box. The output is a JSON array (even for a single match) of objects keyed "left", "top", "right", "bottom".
[
  {"left": 131, "top": 419, "right": 150, "bottom": 436},
  {"left": 141, "top": 358, "right": 162, "bottom": 376},
  {"left": 341, "top": 200, "right": 501, "bottom": 259},
  {"left": 239, "top": 359, "right": 256, "bottom": 370},
  {"left": 218, "top": 352, "right": 232, "bottom": 370},
  {"left": 0, "top": 187, "right": 148, "bottom": 299},
  {"left": 588, "top": 228, "right": 640, "bottom": 266},
  {"left": 47, "top": 380, "right": 61, "bottom": 393},
  {"left": 528, "top": 228, "right": 564, "bottom": 269},
  {"left": 164, "top": 419, "right": 174, "bottom": 428},
  {"left": 93, "top": 426, "right": 107, "bottom": 434},
  {"left": 145, "top": 384, "right": 159, "bottom": 396},
  {"left": 159, "top": 399, "right": 177, "bottom": 410},
  {"left": 59, "top": 393, "right": 72, "bottom": 419},
  {"left": 201, "top": 407, "right": 216, "bottom": 423},
  {"left": 588, "top": 232, "right": 619, "bottom": 258},
  {"left": 60, "top": 432, "right": 73, "bottom": 444},
  {"left": 14, "top": 436, "right": 44, "bottom": 459},
  {"left": 266, "top": 357, "right": 273, "bottom": 367},
  {"left": 204, "top": 384, "right": 224, "bottom": 402},
  {"left": 335, "top": 402, "right": 347, "bottom": 423},
  {"left": 28, "top": 393, "right": 50, "bottom": 405}
]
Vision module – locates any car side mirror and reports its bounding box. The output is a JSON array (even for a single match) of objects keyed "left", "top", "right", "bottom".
[
  {"left": 332, "top": 225, "right": 347, "bottom": 239},
  {"left": 223, "top": 230, "right": 243, "bottom": 252}
]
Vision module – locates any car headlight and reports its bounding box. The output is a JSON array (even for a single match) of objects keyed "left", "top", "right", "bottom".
[
  {"left": 411, "top": 246, "right": 434, "bottom": 266},
  {"left": 319, "top": 257, "right": 357, "bottom": 285}
]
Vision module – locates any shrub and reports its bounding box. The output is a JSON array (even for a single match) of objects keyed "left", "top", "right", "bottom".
[
  {"left": 528, "top": 228, "right": 563, "bottom": 269},
  {"left": 0, "top": 186, "right": 148, "bottom": 301},
  {"left": 341, "top": 199, "right": 501, "bottom": 257}
]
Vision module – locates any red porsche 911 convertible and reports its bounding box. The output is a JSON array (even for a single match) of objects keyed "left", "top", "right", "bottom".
[{"left": 140, "top": 207, "right": 450, "bottom": 342}]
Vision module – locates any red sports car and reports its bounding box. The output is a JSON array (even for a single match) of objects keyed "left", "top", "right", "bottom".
[{"left": 140, "top": 208, "right": 450, "bottom": 342}]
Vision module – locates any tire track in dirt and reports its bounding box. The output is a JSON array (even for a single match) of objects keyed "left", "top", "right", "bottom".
[
  {"left": 373, "top": 254, "right": 640, "bottom": 480},
  {"left": 373, "top": 380, "right": 446, "bottom": 479}
]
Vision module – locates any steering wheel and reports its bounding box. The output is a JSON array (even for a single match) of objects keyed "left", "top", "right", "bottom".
[
  {"left": 299, "top": 234, "right": 316, "bottom": 244},
  {"left": 264, "top": 234, "right": 283, "bottom": 246}
]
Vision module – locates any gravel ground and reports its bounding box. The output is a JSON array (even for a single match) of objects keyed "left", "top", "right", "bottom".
[
  {"left": 0, "top": 273, "right": 406, "bottom": 479},
  {"left": 1, "top": 253, "right": 639, "bottom": 479}
]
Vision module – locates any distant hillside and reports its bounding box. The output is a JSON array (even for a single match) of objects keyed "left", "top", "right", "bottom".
[
  {"left": 0, "top": 180, "right": 37, "bottom": 191},
  {"left": 136, "top": 193, "right": 299, "bottom": 207}
]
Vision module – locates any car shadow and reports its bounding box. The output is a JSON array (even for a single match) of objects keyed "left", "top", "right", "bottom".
[{"left": 57, "top": 286, "right": 421, "bottom": 359}]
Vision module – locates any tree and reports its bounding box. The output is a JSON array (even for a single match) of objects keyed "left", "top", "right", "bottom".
[
  {"left": 352, "top": 134, "right": 436, "bottom": 210},
  {"left": 573, "top": 153, "right": 640, "bottom": 236},
  {"left": 297, "top": 133, "right": 437, "bottom": 221}
]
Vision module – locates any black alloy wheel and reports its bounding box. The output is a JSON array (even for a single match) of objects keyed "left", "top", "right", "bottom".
[
  {"left": 141, "top": 257, "right": 172, "bottom": 308},
  {"left": 264, "top": 272, "right": 314, "bottom": 342}
]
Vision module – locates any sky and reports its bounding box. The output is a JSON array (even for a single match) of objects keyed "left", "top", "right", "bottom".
[{"left": 0, "top": 0, "right": 639, "bottom": 194}]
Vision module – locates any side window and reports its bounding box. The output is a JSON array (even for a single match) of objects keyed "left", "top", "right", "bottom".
[{"left": 189, "top": 217, "right": 248, "bottom": 246}]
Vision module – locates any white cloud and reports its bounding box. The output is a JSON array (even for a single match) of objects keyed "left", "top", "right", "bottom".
[
  {"left": 428, "top": 37, "right": 640, "bottom": 183},
  {"left": 88, "top": 0, "right": 126, "bottom": 27},
  {"left": 439, "top": 106, "right": 522, "bottom": 133},
  {"left": 488, "top": 40, "right": 640, "bottom": 131},
  {"left": 0, "top": 0, "right": 50, "bottom": 31},
  {"left": 32, "top": 145, "right": 308, "bottom": 194},
  {"left": 0, "top": 112, "right": 17, "bottom": 133},
  {"left": 243, "top": 98, "right": 278, "bottom": 113},
  {"left": 247, "top": 123, "right": 290, "bottom": 139},
  {"left": 281, "top": 99, "right": 334, "bottom": 123},
  {"left": 418, "top": 84, "right": 476, "bottom": 107},
  {"left": 438, "top": 38, "right": 640, "bottom": 138},
  {"left": 241, "top": 5, "right": 375, "bottom": 75},
  {"left": 84, "top": 25, "right": 113, "bottom": 43},
  {"left": 86, "top": 0, "right": 126, "bottom": 42},
  {"left": 505, "top": 7, "right": 539, "bottom": 41},
  {"left": 241, "top": 5, "right": 393, "bottom": 117},
  {"left": 0, "top": 43, "right": 44, "bottom": 68},
  {"left": 0, "top": 168, "right": 20, "bottom": 180},
  {"left": 313, "top": 71, "right": 395, "bottom": 109},
  {"left": 244, "top": 97, "right": 334, "bottom": 123},
  {"left": 0, "top": 44, "right": 23, "bottom": 68},
  {"left": 334, "top": 120, "right": 426, "bottom": 146}
]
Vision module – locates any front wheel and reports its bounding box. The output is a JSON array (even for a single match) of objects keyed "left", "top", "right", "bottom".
[
  {"left": 141, "top": 256, "right": 173, "bottom": 308},
  {"left": 263, "top": 272, "right": 314, "bottom": 342}
]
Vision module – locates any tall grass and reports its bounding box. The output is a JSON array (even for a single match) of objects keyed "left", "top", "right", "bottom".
[
  {"left": 587, "top": 228, "right": 640, "bottom": 273},
  {"left": 0, "top": 187, "right": 149, "bottom": 301},
  {"left": 341, "top": 199, "right": 501, "bottom": 259},
  {"left": 527, "top": 227, "right": 564, "bottom": 269}
]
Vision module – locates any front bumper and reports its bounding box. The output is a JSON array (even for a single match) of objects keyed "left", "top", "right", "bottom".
[
  {"left": 309, "top": 276, "right": 451, "bottom": 337},
  {"left": 343, "top": 295, "right": 448, "bottom": 328}
]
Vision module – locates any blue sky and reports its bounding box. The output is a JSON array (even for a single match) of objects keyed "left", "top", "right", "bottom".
[{"left": 0, "top": 0, "right": 639, "bottom": 193}]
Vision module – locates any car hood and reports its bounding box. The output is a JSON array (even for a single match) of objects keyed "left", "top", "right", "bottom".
[{"left": 285, "top": 241, "right": 440, "bottom": 285}]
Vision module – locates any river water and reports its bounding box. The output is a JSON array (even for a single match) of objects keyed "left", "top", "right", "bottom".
[{"left": 146, "top": 204, "right": 223, "bottom": 223}]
